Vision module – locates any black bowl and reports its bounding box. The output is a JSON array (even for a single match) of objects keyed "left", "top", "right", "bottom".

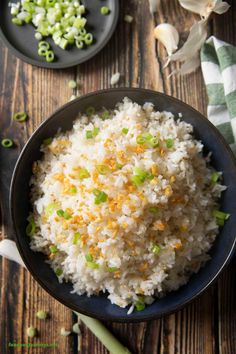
[
  {"left": 0, "top": 0, "right": 119, "bottom": 69},
  {"left": 10, "top": 88, "right": 236, "bottom": 322}
]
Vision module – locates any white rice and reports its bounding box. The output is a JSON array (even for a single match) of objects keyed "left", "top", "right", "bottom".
[{"left": 29, "top": 98, "right": 225, "bottom": 310}]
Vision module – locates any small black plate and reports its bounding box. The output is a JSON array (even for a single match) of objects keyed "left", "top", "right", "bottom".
[{"left": 0, "top": 0, "right": 119, "bottom": 69}]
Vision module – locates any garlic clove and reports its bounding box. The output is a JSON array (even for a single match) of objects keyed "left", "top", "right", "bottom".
[
  {"left": 213, "top": 1, "right": 230, "bottom": 15},
  {"left": 154, "top": 23, "right": 179, "bottom": 57},
  {"left": 0, "top": 239, "right": 25, "bottom": 267}
]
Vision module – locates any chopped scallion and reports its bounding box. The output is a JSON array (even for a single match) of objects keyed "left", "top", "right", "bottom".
[
  {"left": 73, "top": 232, "right": 81, "bottom": 245},
  {"left": 152, "top": 244, "right": 161, "bottom": 254},
  {"left": 55, "top": 268, "right": 63, "bottom": 277},
  {"left": 1, "top": 138, "right": 14, "bottom": 148},
  {"left": 85, "top": 253, "right": 93, "bottom": 262},
  {"left": 122, "top": 128, "right": 129, "bottom": 135},
  {"left": 13, "top": 111, "right": 28, "bottom": 122},
  {"left": 166, "top": 139, "right": 174, "bottom": 148},
  {"left": 78, "top": 168, "right": 90, "bottom": 180},
  {"left": 101, "top": 6, "right": 110, "bottom": 15},
  {"left": 49, "top": 245, "right": 58, "bottom": 254},
  {"left": 93, "top": 189, "right": 108, "bottom": 204}
]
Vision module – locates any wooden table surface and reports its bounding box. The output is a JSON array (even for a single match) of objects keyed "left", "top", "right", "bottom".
[{"left": 1, "top": 1, "right": 236, "bottom": 353}]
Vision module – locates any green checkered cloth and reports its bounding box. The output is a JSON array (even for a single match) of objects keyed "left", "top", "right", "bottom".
[{"left": 201, "top": 36, "right": 236, "bottom": 155}]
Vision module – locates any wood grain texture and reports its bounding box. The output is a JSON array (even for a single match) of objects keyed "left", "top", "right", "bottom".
[{"left": 0, "top": 0, "right": 236, "bottom": 353}]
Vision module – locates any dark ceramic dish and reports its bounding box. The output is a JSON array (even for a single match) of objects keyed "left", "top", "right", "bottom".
[
  {"left": 10, "top": 88, "right": 236, "bottom": 322},
  {"left": 0, "top": 0, "right": 119, "bottom": 69}
]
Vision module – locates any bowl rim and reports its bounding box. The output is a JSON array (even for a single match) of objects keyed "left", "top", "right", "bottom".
[
  {"left": 10, "top": 88, "right": 236, "bottom": 322},
  {"left": 0, "top": 0, "right": 119, "bottom": 69}
]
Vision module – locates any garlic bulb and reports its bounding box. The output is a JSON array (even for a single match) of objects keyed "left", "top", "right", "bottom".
[
  {"left": 154, "top": 23, "right": 179, "bottom": 58},
  {"left": 178, "top": 0, "right": 230, "bottom": 19}
]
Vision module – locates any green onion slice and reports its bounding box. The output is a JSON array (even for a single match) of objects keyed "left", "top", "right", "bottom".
[
  {"left": 166, "top": 139, "right": 174, "bottom": 148},
  {"left": 55, "top": 268, "right": 63, "bottom": 277},
  {"left": 135, "top": 300, "right": 145, "bottom": 311},
  {"left": 85, "top": 253, "right": 93, "bottom": 262},
  {"left": 87, "top": 261, "right": 99, "bottom": 269},
  {"left": 101, "top": 6, "right": 110, "bottom": 15},
  {"left": 86, "top": 107, "right": 95, "bottom": 116},
  {"left": 107, "top": 267, "right": 119, "bottom": 273},
  {"left": 1, "top": 138, "right": 14, "bottom": 148},
  {"left": 73, "top": 232, "right": 81, "bottom": 245},
  {"left": 211, "top": 172, "right": 220, "bottom": 185},
  {"left": 152, "top": 244, "right": 161, "bottom": 254},
  {"left": 13, "top": 112, "right": 28, "bottom": 122},
  {"left": 93, "top": 189, "right": 108, "bottom": 204},
  {"left": 46, "top": 50, "right": 55, "bottom": 63},
  {"left": 78, "top": 168, "right": 90, "bottom": 180},
  {"left": 122, "top": 128, "right": 129, "bottom": 135},
  {"left": 96, "top": 165, "right": 110, "bottom": 175},
  {"left": 49, "top": 245, "right": 58, "bottom": 254},
  {"left": 149, "top": 207, "right": 159, "bottom": 213}
]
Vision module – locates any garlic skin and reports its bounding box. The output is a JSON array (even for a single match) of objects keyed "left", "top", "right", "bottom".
[
  {"left": 154, "top": 23, "right": 179, "bottom": 57},
  {"left": 178, "top": 0, "right": 230, "bottom": 19},
  {"left": 149, "top": 0, "right": 161, "bottom": 14},
  {"left": 169, "top": 19, "right": 208, "bottom": 75}
]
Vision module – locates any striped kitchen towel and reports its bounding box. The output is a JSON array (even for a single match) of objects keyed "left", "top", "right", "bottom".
[{"left": 201, "top": 36, "right": 236, "bottom": 155}]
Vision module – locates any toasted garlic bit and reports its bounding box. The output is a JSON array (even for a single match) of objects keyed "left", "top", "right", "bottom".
[
  {"left": 36, "top": 310, "right": 48, "bottom": 320},
  {"left": 149, "top": 0, "right": 161, "bottom": 14},
  {"left": 169, "top": 19, "right": 208, "bottom": 75},
  {"left": 27, "top": 326, "right": 37, "bottom": 338},
  {"left": 124, "top": 15, "right": 133, "bottom": 23},
  {"left": 60, "top": 327, "right": 71, "bottom": 336},
  {"left": 110, "top": 72, "right": 121, "bottom": 86},
  {"left": 154, "top": 23, "right": 179, "bottom": 64},
  {"left": 178, "top": 0, "right": 230, "bottom": 19}
]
